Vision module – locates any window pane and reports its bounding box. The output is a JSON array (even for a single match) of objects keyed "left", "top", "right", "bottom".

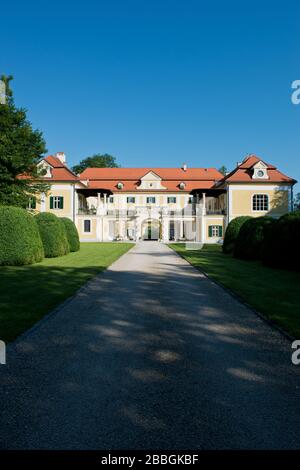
[
  {"left": 253, "top": 194, "right": 268, "bottom": 211},
  {"left": 127, "top": 197, "right": 135, "bottom": 203},
  {"left": 146, "top": 197, "right": 156, "bottom": 204},
  {"left": 84, "top": 220, "right": 91, "bottom": 232}
]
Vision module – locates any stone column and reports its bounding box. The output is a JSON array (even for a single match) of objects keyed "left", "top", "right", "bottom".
[
  {"left": 180, "top": 219, "right": 184, "bottom": 238},
  {"left": 162, "top": 217, "right": 169, "bottom": 241},
  {"left": 202, "top": 192, "right": 206, "bottom": 215}
]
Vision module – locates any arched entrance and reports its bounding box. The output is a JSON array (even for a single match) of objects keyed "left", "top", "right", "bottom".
[{"left": 141, "top": 219, "right": 161, "bottom": 240}]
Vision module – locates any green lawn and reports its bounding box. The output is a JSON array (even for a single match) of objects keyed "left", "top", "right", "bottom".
[
  {"left": 170, "top": 243, "right": 300, "bottom": 338},
  {"left": 0, "top": 243, "right": 133, "bottom": 343}
]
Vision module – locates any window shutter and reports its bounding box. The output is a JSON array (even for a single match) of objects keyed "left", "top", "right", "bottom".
[
  {"left": 208, "top": 226, "right": 213, "bottom": 237},
  {"left": 219, "top": 225, "right": 223, "bottom": 237},
  {"left": 50, "top": 196, "right": 53, "bottom": 209},
  {"left": 60, "top": 197, "right": 64, "bottom": 209}
]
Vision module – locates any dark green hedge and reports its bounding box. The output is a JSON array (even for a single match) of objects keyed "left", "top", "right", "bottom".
[
  {"left": 35, "top": 212, "right": 70, "bottom": 258},
  {"left": 262, "top": 212, "right": 300, "bottom": 271},
  {"left": 222, "top": 216, "right": 252, "bottom": 254},
  {"left": 0, "top": 206, "right": 44, "bottom": 265},
  {"left": 61, "top": 218, "right": 80, "bottom": 252},
  {"left": 234, "top": 216, "right": 275, "bottom": 261}
]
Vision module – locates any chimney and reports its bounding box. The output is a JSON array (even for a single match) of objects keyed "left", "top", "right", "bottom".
[
  {"left": 56, "top": 152, "right": 66, "bottom": 164},
  {"left": 182, "top": 163, "right": 187, "bottom": 172}
]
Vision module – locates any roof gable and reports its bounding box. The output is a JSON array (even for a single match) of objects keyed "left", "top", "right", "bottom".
[{"left": 220, "top": 154, "right": 295, "bottom": 185}]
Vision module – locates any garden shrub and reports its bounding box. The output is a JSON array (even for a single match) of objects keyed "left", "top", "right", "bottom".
[
  {"left": 0, "top": 206, "right": 44, "bottom": 265},
  {"left": 61, "top": 217, "right": 80, "bottom": 252},
  {"left": 262, "top": 212, "right": 300, "bottom": 271},
  {"left": 234, "top": 216, "right": 274, "bottom": 261},
  {"left": 222, "top": 216, "right": 252, "bottom": 254},
  {"left": 35, "top": 212, "right": 70, "bottom": 257}
]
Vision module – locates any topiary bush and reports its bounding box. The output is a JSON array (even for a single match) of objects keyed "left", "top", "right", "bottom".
[
  {"left": 222, "top": 216, "right": 252, "bottom": 254},
  {"left": 0, "top": 206, "right": 44, "bottom": 265},
  {"left": 262, "top": 212, "right": 300, "bottom": 271},
  {"left": 234, "top": 216, "right": 274, "bottom": 261},
  {"left": 35, "top": 212, "right": 70, "bottom": 258},
  {"left": 61, "top": 217, "right": 80, "bottom": 252}
]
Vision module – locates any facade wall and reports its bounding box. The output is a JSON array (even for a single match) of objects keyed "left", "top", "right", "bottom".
[
  {"left": 76, "top": 216, "right": 98, "bottom": 241},
  {"left": 36, "top": 183, "right": 75, "bottom": 220},
  {"left": 229, "top": 184, "right": 290, "bottom": 220},
  {"left": 32, "top": 179, "right": 294, "bottom": 244}
]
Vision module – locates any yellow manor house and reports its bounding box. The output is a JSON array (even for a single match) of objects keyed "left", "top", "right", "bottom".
[{"left": 32, "top": 152, "right": 296, "bottom": 243}]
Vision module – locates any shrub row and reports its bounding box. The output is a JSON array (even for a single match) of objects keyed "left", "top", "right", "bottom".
[
  {"left": 223, "top": 213, "right": 300, "bottom": 271},
  {"left": 261, "top": 212, "right": 300, "bottom": 270},
  {"left": 0, "top": 207, "right": 80, "bottom": 266}
]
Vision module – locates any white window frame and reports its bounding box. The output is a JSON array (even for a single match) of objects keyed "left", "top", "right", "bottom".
[
  {"left": 53, "top": 196, "right": 62, "bottom": 209},
  {"left": 83, "top": 219, "right": 91, "bottom": 233},
  {"left": 252, "top": 194, "right": 269, "bottom": 212},
  {"left": 210, "top": 225, "right": 221, "bottom": 237}
]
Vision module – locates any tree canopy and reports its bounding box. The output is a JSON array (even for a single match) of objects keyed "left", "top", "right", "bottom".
[
  {"left": 0, "top": 75, "right": 48, "bottom": 207},
  {"left": 294, "top": 192, "right": 300, "bottom": 211},
  {"left": 218, "top": 165, "right": 228, "bottom": 176},
  {"left": 72, "top": 153, "right": 119, "bottom": 175}
]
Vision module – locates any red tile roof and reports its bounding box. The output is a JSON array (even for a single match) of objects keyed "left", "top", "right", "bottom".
[
  {"left": 80, "top": 167, "right": 223, "bottom": 192},
  {"left": 220, "top": 155, "right": 296, "bottom": 184},
  {"left": 42, "top": 155, "right": 79, "bottom": 181}
]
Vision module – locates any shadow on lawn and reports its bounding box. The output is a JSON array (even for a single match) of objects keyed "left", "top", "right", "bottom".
[
  {"left": 0, "top": 263, "right": 109, "bottom": 343},
  {"left": 0, "top": 251, "right": 300, "bottom": 450}
]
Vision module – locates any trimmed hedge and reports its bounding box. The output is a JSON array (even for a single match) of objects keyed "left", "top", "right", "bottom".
[
  {"left": 61, "top": 217, "right": 80, "bottom": 252},
  {"left": 234, "top": 216, "right": 274, "bottom": 261},
  {"left": 35, "top": 212, "right": 70, "bottom": 258},
  {"left": 0, "top": 206, "right": 44, "bottom": 265},
  {"left": 262, "top": 212, "right": 300, "bottom": 271},
  {"left": 222, "top": 216, "right": 252, "bottom": 254}
]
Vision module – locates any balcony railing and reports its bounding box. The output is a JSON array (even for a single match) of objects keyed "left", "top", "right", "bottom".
[
  {"left": 206, "top": 209, "right": 226, "bottom": 215},
  {"left": 77, "top": 208, "right": 97, "bottom": 215},
  {"left": 78, "top": 206, "right": 226, "bottom": 217}
]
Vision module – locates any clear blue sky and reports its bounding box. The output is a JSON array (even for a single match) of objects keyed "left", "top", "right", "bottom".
[{"left": 2, "top": 0, "right": 300, "bottom": 191}]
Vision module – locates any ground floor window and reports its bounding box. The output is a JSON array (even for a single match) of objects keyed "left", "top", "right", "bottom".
[
  {"left": 169, "top": 221, "right": 175, "bottom": 240},
  {"left": 27, "top": 196, "right": 36, "bottom": 210},
  {"left": 50, "top": 196, "right": 64, "bottom": 209},
  {"left": 252, "top": 194, "right": 269, "bottom": 211},
  {"left": 83, "top": 219, "right": 91, "bottom": 233},
  {"left": 208, "top": 225, "right": 223, "bottom": 237}
]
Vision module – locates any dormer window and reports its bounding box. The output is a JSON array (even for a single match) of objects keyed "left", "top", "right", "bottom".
[
  {"left": 117, "top": 182, "right": 124, "bottom": 190},
  {"left": 179, "top": 182, "right": 186, "bottom": 190},
  {"left": 252, "top": 161, "right": 269, "bottom": 179}
]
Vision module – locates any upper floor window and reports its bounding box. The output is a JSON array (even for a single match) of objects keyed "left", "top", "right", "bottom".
[
  {"left": 108, "top": 196, "right": 114, "bottom": 203},
  {"left": 127, "top": 196, "right": 136, "bottom": 204},
  {"left": 50, "top": 196, "right": 64, "bottom": 210},
  {"left": 146, "top": 197, "right": 156, "bottom": 204},
  {"left": 167, "top": 197, "right": 176, "bottom": 204},
  {"left": 252, "top": 194, "right": 269, "bottom": 211},
  {"left": 28, "top": 196, "right": 36, "bottom": 210}
]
